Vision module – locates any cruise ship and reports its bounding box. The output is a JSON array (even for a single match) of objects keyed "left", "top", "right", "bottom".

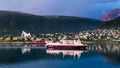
[{"left": 46, "top": 39, "right": 87, "bottom": 50}]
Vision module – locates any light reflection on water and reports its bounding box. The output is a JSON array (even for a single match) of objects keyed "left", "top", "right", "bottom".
[
  {"left": 0, "top": 44, "right": 120, "bottom": 68},
  {"left": 46, "top": 49, "right": 87, "bottom": 59},
  {"left": 88, "top": 43, "right": 120, "bottom": 64}
]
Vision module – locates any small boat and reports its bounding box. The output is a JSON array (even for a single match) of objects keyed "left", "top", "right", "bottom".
[
  {"left": 29, "top": 39, "right": 46, "bottom": 46},
  {"left": 46, "top": 39, "right": 87, "bottom": 50}
]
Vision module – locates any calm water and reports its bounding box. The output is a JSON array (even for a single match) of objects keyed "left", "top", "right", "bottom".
[{"left": 0, "top": 44, "right": 120, "bottom": 68}]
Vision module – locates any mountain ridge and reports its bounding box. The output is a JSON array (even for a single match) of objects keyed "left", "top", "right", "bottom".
[
  {"left": 101, "top": 9, "right": 120, "bottom": 21},
  {"left": 99, "top": 16, "right": 120, "bottom": 29},
  {"left": 0, "top": 10, "right": 103, "bottom": 35}
]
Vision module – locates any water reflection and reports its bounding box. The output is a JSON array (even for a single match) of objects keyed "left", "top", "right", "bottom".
[
  {"left": 21, "top": 45, "right": 31, "bottom": 54},
  {"left": 46, "top": 49, "right": 87, "bottom": 59},
  {"left": 88, "top": 44, "right": 120, "bottom": 54},
  {"left": 88, "top": 43, "right": 120, "bottom": 63},
  {"left": 0, "top": 44, "right": 120, "bottom": 68},
  {"left": 1, "top": 43, "right": 120, "bottom": 66},
  {"left": 0, "top": 46, "right": 90, "bottom": 65}
]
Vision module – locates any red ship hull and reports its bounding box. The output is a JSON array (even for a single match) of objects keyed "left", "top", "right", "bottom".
[{"left": 47, "top": 45, "right": 87, "bottom": 50}]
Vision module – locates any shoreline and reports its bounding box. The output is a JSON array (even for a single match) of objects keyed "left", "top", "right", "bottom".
[{"left": 0, "top": 40, "right": 120, "bottom": 46}]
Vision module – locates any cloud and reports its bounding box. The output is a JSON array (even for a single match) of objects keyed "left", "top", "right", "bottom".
[
  {"left": 0, "top": 0, "right": 119, "bottom": 19},
  {"left": 90, "top": 0, "right": 120, "bottom": 3}
]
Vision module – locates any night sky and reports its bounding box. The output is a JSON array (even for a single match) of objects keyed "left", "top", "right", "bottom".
[{"left": 0, "top": 0, "right": 120, "bottom": 20}]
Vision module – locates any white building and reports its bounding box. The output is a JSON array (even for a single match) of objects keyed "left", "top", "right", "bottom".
[{"left": 21, "top": 31, "right": 31, "bottom": 38}]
